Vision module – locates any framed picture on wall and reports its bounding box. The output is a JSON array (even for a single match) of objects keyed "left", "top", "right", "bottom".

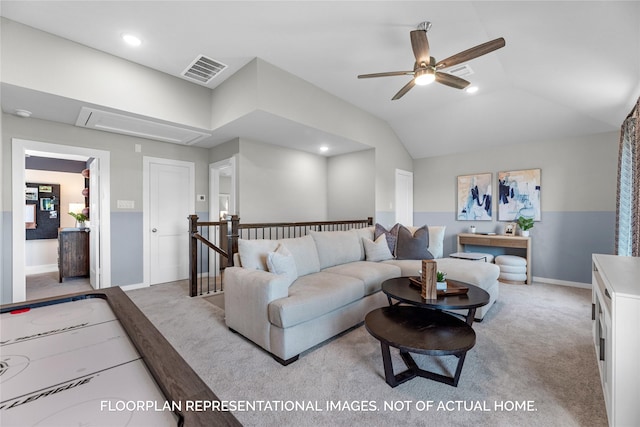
[
  {"left": 25, "top": 187, "right": 38, "bottom": 201},
  {"left": 40, "top": 198, "right": 54, "bottom": 211},
  {"left": 504, "top": 222, "right": 516, "bottom": 236},
  {"left": 457, "top": 173, "right": 492, "bottom": 221},
  {"left": 498, "top": 168, "right": 541, "bottom": 221}
]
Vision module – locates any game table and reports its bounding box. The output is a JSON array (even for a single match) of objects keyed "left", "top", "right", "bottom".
[{"left": 0, "top": 286, "right": 240, "bottom": 427}]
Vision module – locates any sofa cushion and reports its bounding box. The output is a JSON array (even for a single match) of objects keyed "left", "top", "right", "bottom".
[
  {"left": 353, "top": 227, "right": 374, "bottom": 260},
  {"left": 238, "top": 239, "right": 278, "bottom": 270},
  {"left": 382, "top": 259, "right": 422, "bottom": 277},
  {"left": 266, "top": 244, "right": 298, "bottom": 287},
  {"left": 362, "top": 235, "right": 393, "bottom": 262},
  {"left": 310, "top": 230, "right": 362, "bottom": 269},
  {"left": 435, "top": 258, "right": 500, "bottom": 290},
  {"left": 374, "top": 223, "right": 399, "bottom": 254},
  {"left": 277, "top": 235, "right": 320, "bottom": 276},
  {"left": 323, "top": 261, "right": 401, "bottom": 295},
  {"left": 395, "top": 225, "right": 433, "bottom": 260},
  {"left": 268, "top": 272, "right": 365, "bottom": 328}
]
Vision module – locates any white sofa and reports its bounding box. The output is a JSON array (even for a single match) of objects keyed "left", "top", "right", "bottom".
[{"left": 223, "top": 226, "right": 499, "bottom": 365}]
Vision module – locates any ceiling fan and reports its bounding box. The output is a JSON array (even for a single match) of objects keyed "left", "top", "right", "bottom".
[{"left": 358, "top": 22, "right": 505, "bottom": 100}]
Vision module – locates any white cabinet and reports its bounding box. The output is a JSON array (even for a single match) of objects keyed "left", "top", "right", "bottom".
[{"left": 592, "top": 254, "right": 640, "bottom": 427}]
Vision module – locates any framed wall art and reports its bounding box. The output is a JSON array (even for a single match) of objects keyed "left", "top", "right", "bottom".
[
  {"left": 498, "top": 168, "right": 541, "bottom": 221},
  {"left": 504, "top": 222, "right": 516, "bottom": 236},
  {"left": 457, "top": 173, "right": 492, "bottom": 221}
]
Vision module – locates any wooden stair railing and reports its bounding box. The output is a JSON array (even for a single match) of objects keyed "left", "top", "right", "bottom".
[
  {"left": 188, "top": 214, "right": 238, "bottom": 297},
  {"left": 188, "top": 215, "right": 373, "bottom": 297}
]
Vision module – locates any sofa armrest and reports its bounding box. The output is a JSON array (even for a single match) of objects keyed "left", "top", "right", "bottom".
[{"left": 223, "top": 267, "right": 290, "bottom": 352}]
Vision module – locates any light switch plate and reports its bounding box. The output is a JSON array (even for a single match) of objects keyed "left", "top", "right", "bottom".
[{"left": 117, "top": 200, "right": 135, "bottom": 209}]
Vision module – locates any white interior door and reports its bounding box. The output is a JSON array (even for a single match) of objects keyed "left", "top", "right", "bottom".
[
  {"left": 147, "top": 159, "right": 194, "bottom": 285},
  {"left": 395, "top": 169, "right": 414, "bottom": 226},
  {"left": 88, "top": 158, "right": 100, "bottom": 289}
]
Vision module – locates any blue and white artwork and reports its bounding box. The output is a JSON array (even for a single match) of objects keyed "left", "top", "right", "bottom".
[
  {"left": 457, "top": 173, "right": 492, "bottom": 221},
  {"left": 498, "top": 169, "right": 541, "bottom": 221}
]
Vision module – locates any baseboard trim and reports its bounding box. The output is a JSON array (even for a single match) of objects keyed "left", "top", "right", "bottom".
[
  {"left": 120, "top": 282, "right": 147, "bottom": 291},
  {"left": 533, "top": 276, "right": 591, "bottom": 289},
  {"left": 25, "top": 264, "right": 58, "bottom": 275}
]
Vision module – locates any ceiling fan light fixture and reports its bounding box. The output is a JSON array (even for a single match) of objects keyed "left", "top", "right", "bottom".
[{"left": 414, "top": 68, "right": 435, "bottom": 86}]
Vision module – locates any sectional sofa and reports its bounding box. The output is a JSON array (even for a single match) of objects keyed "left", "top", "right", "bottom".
[{"left": 223, "top": 225, "right": 500, "bottom": 365}]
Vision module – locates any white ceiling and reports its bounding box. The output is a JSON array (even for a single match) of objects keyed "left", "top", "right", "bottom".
[{"left": 1, "top": 1, "right": 639, "bottom": 159}]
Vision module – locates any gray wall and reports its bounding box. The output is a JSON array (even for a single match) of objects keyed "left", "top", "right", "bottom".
[
  {"left": 236, "top": 138, "right": 328, "bottom": 222},
  {"left": 413, "top": 131, "right": 619, "bottom": 284},
  {"left": 327, "top": 149, "right": 375, "bottom": 220}
]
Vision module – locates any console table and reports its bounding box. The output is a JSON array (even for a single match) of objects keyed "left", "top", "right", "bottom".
[{"left": 457, "top": 233, "right": 532, "bottom": 284}]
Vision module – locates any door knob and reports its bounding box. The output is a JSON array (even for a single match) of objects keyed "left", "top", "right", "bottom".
[{"left": 152, "top": 228, "right": 157, "bottom": 232}]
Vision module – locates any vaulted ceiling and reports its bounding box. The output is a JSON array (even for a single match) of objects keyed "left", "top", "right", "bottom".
[{"left": 1, "top": 1, "right": 639, "bottom": 159}]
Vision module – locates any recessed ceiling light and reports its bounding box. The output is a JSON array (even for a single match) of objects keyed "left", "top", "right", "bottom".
[
  {"left": 15, "top": 109, "right": 32, "bottom": 118},
  {"left": 319, "top": 146, "right": 329, "bottom": 153},
  {"left": 122, "top": 33, "right": 142, "bottom": 47},
  {"left": 466, "top": 86, "right": 479, "bottom": 94}
]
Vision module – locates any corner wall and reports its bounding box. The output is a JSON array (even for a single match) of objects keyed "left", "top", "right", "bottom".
[
  {"left": 413, "top": 131, "right": 619, "bottom": 284},
  {"left": 236, "top": 138, "right": 328, "bottom": 223},
  {"left": 210, "top": 59, "right": 413, "bottom": 222}
]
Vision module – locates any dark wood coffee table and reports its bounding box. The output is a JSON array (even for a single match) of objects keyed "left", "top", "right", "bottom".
[
  {"left": 382, "top": 277, "right": 490, "bottom": 325},
  {"left": 365, "top": 306, "right": 476, "bottom": 387}
]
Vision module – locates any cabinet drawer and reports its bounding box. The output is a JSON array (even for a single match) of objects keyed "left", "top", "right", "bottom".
[{"left": 459, "top": 236, "right": 491, "bottom": 246}]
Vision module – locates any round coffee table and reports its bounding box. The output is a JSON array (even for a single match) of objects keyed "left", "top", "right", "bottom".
[
  {"left": 382, "top": 277, "right": 489, "bottom": 325},
  {"left": 365, "top": 306, "right": 476, "bottom": 387}
]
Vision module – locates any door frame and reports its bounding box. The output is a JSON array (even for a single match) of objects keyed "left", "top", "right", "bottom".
[
  {"left": 209, "top": 156, "right": 236, "bottom": 221},
  {"left": 209, "top": 156, "right": 236, "bottom": 275},
  {"left": 11, "top": 138, "right": 111, "bottom": 303},
  {"left": 142, "top": 156, "right": 195, "bottom": 287}
]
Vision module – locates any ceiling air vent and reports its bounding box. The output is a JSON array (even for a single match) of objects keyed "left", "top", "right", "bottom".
[
  {"left": 446, "top": 64, "right": 474, "bottom": 78},
  {"left": 182, "top": 55, "right": 227, "bottom": 84}
]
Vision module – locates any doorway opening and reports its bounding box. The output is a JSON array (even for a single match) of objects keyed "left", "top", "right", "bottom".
[
  {"left": 11, "top": 138, "right": 111, "bottom": 303},
  {"left": 209, "top": 156, "right": 237, "bottom": 275}
]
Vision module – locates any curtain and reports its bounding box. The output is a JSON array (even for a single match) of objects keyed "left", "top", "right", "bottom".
[{"left": 616, "top": 98, "right": 640, "bottom": 256}]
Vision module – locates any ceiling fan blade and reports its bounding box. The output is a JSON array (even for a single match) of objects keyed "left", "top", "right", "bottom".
[
  {"left": 410, "top": 30, "right": 430, "bottom": 64},
  {"left": 436, "top": 37, "right": 505, "bottom": 69},
  {"left": 435, "top": 72, "right": 471, "bottom": 89},
  {"left": 391, "top": 79, "right": 416, "bottom": 100},
  {"left": 357, "top": 71, "right": 414, "bottom": 79}
]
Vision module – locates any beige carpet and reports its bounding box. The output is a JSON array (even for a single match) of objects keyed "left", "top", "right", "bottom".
[
  {"left": 127, "top": 280, "right": 607, "bottom": 427},
  {"left": 26, "top": 271, "right": 92, "bottom": 300}
]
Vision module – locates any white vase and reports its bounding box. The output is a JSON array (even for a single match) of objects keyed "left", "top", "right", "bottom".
[
  {"left": 437, "top": 281, "right": 447, "bottom": 290},
  {"left": 521, "top": 230, "right": 530, "bottom": 237}
]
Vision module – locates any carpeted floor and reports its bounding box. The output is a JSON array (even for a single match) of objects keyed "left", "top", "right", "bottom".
[
  {"left": 126, "top": 280, "right": 607, "bottom": 427},
  {"left": 26, "top": 271, "right": 92, "bottom": 300}
]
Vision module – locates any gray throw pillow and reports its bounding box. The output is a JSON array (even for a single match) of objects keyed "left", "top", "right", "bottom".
[
  {"left": 395, "top": 225, "right": 434, "bottom": 260},
  {"left": 374, "top": 223, "right": 399, "bottom": 255}
]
